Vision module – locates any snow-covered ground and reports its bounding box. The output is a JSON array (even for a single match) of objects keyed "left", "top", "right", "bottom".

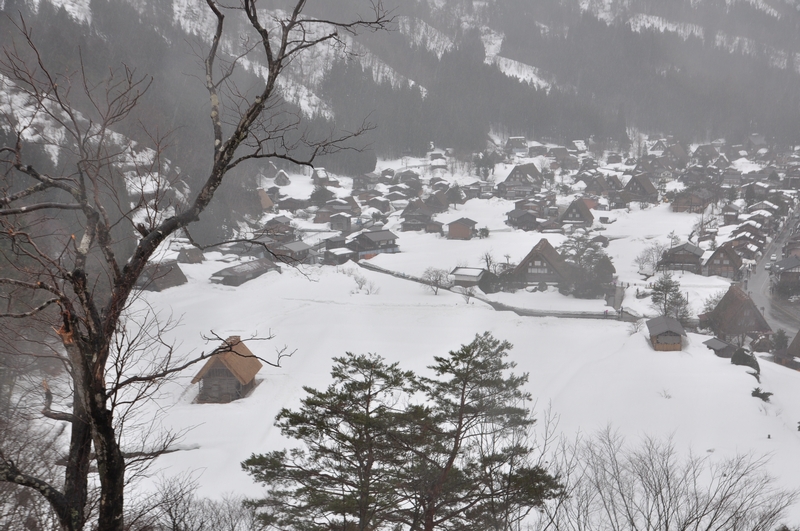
[
  {"left": 124, "top": 157, "right": 800, "bottom": 523},
  {"left": 136, "top": 260, "right": 800, "bottom": 524}
]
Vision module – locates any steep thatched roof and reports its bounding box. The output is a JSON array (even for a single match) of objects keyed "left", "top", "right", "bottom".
[
  {"left": 513, "top": 238, "right": 573, "bottom": 282},
  {"left": 191, "top": 336, "right": 263, "bottom": 385},
  {"left": 703, "top": 285, "right": 772, "bottom": 338}
]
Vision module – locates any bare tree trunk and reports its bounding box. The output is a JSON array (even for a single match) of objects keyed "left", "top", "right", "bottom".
[{"left": 0, "top": 1, "right": 391, "bottom": 526}]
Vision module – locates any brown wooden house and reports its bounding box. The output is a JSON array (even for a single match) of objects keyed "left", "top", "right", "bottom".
[
  {"left": 671, "top": 189, "right": 714, "bottom": 213},
  {"left": 657, "top": 243, "right": 704, "bottom": 274},
  {"left": 700, "top": 285, "right": 772, "bottom": 345},
  {"left": 506, "top": 209, "right": 540, "bottom": 231},
  {"left": 623, "top": 174, "right": 658, "bottom": 204},
  {"left": 703, "top": 244, "right": 742, "bottom": 279},
  {"left": 496, "top": 163, "right": 542, "bottom": 199},
  {"left": 330, "top": 213, "right": 352, "bottom": 232},
  {"left": 585, "top": 175, "right": 612, "bottom": 196},
  {"left": 447, "top": 218, "right": 478, "bottom": 240},
  {"left": 559, "top": 198, "right": 594, "bottom": 227},
  {"left": 264, "top": 215, "right": 296, "bottom": 243},
  {"left": 646, "top": 316, "right": 686, "bottom": 351},
  {"left": 512, "top": 238, "right": 573, "bottom": 286},
  {"left": 348, "top": 229, "right": 400, "bottom": 259},
  {"left": 192, "top": 336, "right": 262, "bottom": 403},
  {"left": 773, "top": 255, "right": 800, "bottom": 294}
]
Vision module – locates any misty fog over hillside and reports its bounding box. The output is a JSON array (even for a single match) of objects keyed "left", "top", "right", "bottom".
[{"left": 4, "top": 0, "right": 800, "bottom": 530}]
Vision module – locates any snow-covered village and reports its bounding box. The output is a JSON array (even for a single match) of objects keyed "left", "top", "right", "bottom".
[
  {"left": 8, "top": 0, "right": 800, "bottom": 529},
  {"left": 123, "top": 134, "right": 800, "bottom": 526}
]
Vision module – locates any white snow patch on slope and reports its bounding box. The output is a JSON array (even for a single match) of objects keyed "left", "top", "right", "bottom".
[
  {"left": 488, "top": 56, "right": 551, "bottom": 90},
  {"left": 727, "top": 0, "right": 782, "bottom": 18},
  {"left": 715, "top": 31, "right": 791, "bottom": 69},
  {"left": 0, "top": 74, "right": 67, "bottom": 165},
  {"left": 767, "top": 46, "right": 789, "bottom": 69},
  {"left": 481, "top": 28, "right": 504, "bottom": 62},
  {"left": 397, "top": 16, "right": 454, "bottom": 59},
  {"left": 628, "top": 13, "right": 704, "bottom": 40},
  {"left": 579, "top": 0, "right": 631, "bottom": 23},
  {"left": 172, "top": 0, "right": 217, "bottom": 38},
  {"left": 277, "top": 78, "right": 333, "bottom": 119},
  {"left": 479, "top": 28, "right": 552, "bottom": 89},
  {"left": 45, "top": 0, "right": 91, "bottom": 23},
  {"left": 715, "top": 31, "right": 759, "bottom": 56}
]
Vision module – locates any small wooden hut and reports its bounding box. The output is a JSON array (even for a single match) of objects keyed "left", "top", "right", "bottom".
[
  {"left": 645, "top": 316, "right": 686, "bottom": 351},
  {"left": 191, "top": 336, "right": 262, "bottom": 403}
]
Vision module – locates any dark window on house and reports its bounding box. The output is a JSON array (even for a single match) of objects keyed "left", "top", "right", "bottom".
[{"left": 528, "top": 260, "right": 548, "bottom": 274}]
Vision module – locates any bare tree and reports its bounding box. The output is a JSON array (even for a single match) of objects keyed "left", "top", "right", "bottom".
[
  {"left": 125, "top": 472, "right": 262, "bottom": 531},
  {"left": 634, "top": 240, "right": 668, "bottom": 276},
  {"left": 422, "top": 267, "right": 451, "bottom": 295},
  {"left": 459, "top": 286, "right": 475, "bottom": 304},
  {"left": 481, "top": 251, "right": 496, "bottom": 273},
  {"left": 0, "top": 2, "right": 390, "bottom": 530},
  {"left": 534, "top": 429, "right": 798, "bottom": 531}
]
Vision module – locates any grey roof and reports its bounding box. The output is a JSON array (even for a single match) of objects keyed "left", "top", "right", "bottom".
[
  {"left": 449, "top": 217, "right": 478, "bottom": 227},
  {"left": 703, "top": 337, "right": 733, "bottom": 350},
  {"left": 281, "top": 241, "right": 312, "bottom": 252},
  {"left": 360, "top": 229, "right": 398, "bottom": 242},
  {"left": 450, "top": 267, "right": 485, "bottom": 278},
  {"left": 268, "top": 215, "right": 293, "bottom": 225},
  {"left": 774, "top": 255, "right": 800, "bottom": 273},
  {"left": 646, "top": 316, "right": 686, "bottom": 336},
  {"left": 212, "top": 258, "right": 279, "bottom": 277},
  {"left": 668, "top": 242, "right": 704, "bottom": 257}
]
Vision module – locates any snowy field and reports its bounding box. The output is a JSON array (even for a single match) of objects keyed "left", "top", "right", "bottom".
[
  {"left": 137, "top": 260, "right": 800, "bottom": 523},
  {"left": 123, "top": 159, "right": 800, "bottom": 523}
]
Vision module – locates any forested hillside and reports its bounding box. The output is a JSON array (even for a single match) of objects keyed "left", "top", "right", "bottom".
[{"left": 3, "top": 0, "right": 800, "bottom": 168}]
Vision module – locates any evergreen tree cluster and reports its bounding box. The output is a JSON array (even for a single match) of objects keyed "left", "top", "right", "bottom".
[
  {"left": 242, "top": 333, "right": 562, "bottom": 531},
  {"left": 558, "top": 231, "right": 615, "bottom": 299},
  {"left": 650, "top": 272, "right": 691, "bottom": 324}
]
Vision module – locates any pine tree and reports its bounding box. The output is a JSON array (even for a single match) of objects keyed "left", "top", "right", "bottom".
[
  {"left": 242, "top": 353, "right": 415, "bottom": 531},
  {"left": 242, "top": 336, "right": 561, "bottom": 531},
  {"left": 394, "top": 333, "right": 561, "bottom": 531},
  {"left": 650, "top": 272, "right": 691, "bottom": 323}
]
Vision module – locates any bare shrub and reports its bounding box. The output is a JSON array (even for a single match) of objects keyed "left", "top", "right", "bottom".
[{"left": 533, "top": 429, "right": 798, "bottom": 531}]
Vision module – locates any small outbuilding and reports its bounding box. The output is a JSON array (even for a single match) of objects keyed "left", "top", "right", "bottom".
[
  {"left": 210, "top": 257, "right": 281, "bottom": 286},
  {"left": 447, "top": 218, "right": 478, "bottom": 240},
  {"left": 191, "top": 336, "right": 262, "bottom": 403},
  {"left": 450, "top": 267, "right": 485, "bottom": 287},
  {"left": 135, "top": 260, "right": 188, "bottom": 291},
  {"left": 703, "top": 337, "right": 737, "bottom": 358},
  {"left": 645, "top": 316, "right": 686, "bottom": 351}
]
